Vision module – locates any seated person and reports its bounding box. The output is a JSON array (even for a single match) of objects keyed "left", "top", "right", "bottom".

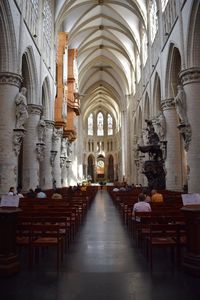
[
  {"left": 36, "top": 188, "right": 47, "bottom": 198},
  {"left": 142, "top": 188, "right": 151, "bottom": 203},
  {"left": 17, "top": 186, "right": 24, "bottom": 198},
  {"left": 8, "top": 186, "right": 16, "bottom": 196},
  {"left": 151, "top": 189, "right": 164, "bottom": 203},
  {"left": 51, "top": 189, "right": 63, "bottom": 200},
  {"left": 80, "top": 184, "right": 87, "bottom": 192},
  {"left": 132, "top": 193, "right": 151, "bottom": 218},
  {"left": 27, "top": 188, "right": 36, "bottom": 198},
  {"left": 112, "top": 187, "right": 119, "bottom": 192}
]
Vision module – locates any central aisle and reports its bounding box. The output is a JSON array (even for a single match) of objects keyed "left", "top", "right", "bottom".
[{"left": 65, "top": 189, "right": 143, "bottom": 274}]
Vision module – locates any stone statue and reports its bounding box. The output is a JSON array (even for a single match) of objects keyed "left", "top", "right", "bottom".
[
  {"left": 61, "top": 138, "right": 67, "bottom": 157},
  {"left": 66, "top": 140, "right": 72, "bottom": 158},
  {"left": 174, "top": 85, "right": 188, "bottom": 125},
  {"left": 145, "top": 119, "right": 160, "bottom": 145},
  {"left": 15, "top": 87, "right": 28, "bottom": 129},
  {"left": 38, "top": 116, "right": 46, "bottom": 142},
  {"left": 154, "top": 111, "right": 166, "bottom": 140}
]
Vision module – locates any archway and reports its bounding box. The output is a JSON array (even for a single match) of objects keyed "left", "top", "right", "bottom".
[
  {"left": 87, "top": 154, "right": 94, "bottom": 182},
  {"left": 107, "top": 155, "right": 114, "bottom": 182}
]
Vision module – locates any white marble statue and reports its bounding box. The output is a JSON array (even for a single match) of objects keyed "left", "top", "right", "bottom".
[
  {"left": 38, "top": 116, "right": 46, "bottom": 142},
  {"left": 174, "top": 85, "right": 188, "bottom": 125},
  {"left": 15, "top": 87, "right": 28, "bottom": 129},
  {"left": 155, "top": 111, "right": 166, "bottom": 140}
]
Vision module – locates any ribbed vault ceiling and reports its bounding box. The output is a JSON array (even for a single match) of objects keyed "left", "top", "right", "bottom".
[{"left": 55, "top": 0, "right": 147, "bottom": 121}]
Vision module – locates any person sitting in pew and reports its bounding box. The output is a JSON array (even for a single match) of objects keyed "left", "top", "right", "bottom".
[
  {"left": 151, "top": 189, "right": 164, "bottom": 203},
  {"left": 132, "top": 193, "right": 151, "bottom": 218},
  {"left": 36, "top": 187, "right": 47, "bottom": 198},
  {"left": 51, "top": 189, "right": 63, "bottom": 200}
]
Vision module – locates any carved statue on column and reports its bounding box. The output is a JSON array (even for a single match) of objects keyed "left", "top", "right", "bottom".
[
  {"left": 174, "top": 84, "right": 189, "bottom": 125},
  {"left": 154, "top": 111, "right": 166, "bottom": 141},
  {"left": 38, "top": 116, "right": 46, "bottom": 142},
  {"left": 175, "top": 85, "right": 192, "bottom": 151},
  {"left": 66, "top": 140, "right": 72, "bottom": 158},
  {"left": 13, "top": 130, "right": 25, "bottom": 156},
  {"left": 15, "top": 87, "right": 29, "bottom": 129}
]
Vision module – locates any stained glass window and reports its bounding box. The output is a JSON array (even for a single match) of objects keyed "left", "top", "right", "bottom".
[{"left": 97, "top": 112, "right": 104, "bottom": 136}]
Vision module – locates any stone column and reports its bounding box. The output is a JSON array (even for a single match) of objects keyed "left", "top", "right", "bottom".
[
  {"left": 180, "top": 68, "right": 200, "bottom": 193},
  {"left": 40, "top": 120, "right": 54, "bottom": 189},
  {"left": 161, "top": 98, "right": 182, "bottom": 191},
  {"left": 52, "top": 128, "right": 63, "bottom": 188},
  {"left": 22, "top": 104, "right": 42, "bottom": 191},
  {"left": 0, "top": 72, "right": 22, "bottom": 194}
]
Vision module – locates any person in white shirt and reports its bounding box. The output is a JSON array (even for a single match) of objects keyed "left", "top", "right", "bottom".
[
  {"left": 8, "top": 186, "right": 16, "bottom": 196},
  {"left": 132, "top": 193, "right": 151, "bottom": 217}
]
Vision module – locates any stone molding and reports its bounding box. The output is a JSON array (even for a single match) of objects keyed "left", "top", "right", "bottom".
[
  {"left": 27, "top": 104, "right": 43, "bottom": 115},
  {"left": 161, "top": 98, "right": 175, "bottom": 111},
  {"left": 180, "top": 67, "right": 200, "bottom": 85},
  {"left": 0, "top": 72, "right": 22, "bottom": 87}
]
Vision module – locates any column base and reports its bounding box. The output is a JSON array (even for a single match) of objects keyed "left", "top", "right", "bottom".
[
  {"left": 0, "top": 254, "right": 20, "bottom": 276},
  {"left": 183, "top": 253, "right": 200, "bottom": 276}
]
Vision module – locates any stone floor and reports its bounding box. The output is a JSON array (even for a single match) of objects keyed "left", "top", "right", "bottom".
[{"left": 0, "top": 190, "right": 200, "bottom": 300}]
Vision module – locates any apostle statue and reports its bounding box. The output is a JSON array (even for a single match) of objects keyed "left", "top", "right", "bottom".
[
  {"left": 174, "top": 85, "right": 188, "bottom": 125},
  {"left": 38, "top": 116, "right": 46, "bottom": 142},
  {"left": 15, "top": 87, "right": 29, "bottom": 129}
]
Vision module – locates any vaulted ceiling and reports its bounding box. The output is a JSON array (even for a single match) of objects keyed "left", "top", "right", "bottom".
[{"left": 55, "top": 0, "right": 147, "bottom": 123}]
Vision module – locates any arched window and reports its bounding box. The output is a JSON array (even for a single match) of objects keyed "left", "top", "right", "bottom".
[
  {"left": 107, "top": 114, "right": 113, "bottom": 135},
  {"left": 150, "top": 0, "right": 158, "bottom": 42},
  {"left": 97, "top": 112, "right": 104, "bottom": 136},
  {"left": 88, "top": 113, "right": 93, "bottom": 135}
]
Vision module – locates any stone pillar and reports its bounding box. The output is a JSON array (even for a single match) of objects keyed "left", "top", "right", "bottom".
[
  {"left": 180, "top": 68, "right": 200, "bottom": 193},
  {"left": 40, "top": 120, "right": 54, "bottom": 189},
  {"left": 161, "top": 98, "right": 182, "bottom": 190},
  {"left": 22, "top": 104, "right": 42, "bottom": 191},
  {"left": 52, "top": 128, "right": 63, "bottom": 188},
  {"left": 0, "top": 72, "right": 22, "bottom": 194}
]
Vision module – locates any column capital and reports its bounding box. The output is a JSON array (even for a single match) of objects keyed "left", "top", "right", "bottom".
[
  {"left": 180, "top": 67, "right": 200, "bottom": 85},
  {"left": 161, "top": 98, "right": 175, "bottom": 111},
  {"left": 45, "top": 120, "right": 55, "bottom": 129},
  {"left": 0, "top": 72, "right": 22, "bottom": 87},
  {"left": 27, "top": 104, "right": 43, "bottom": 115}
]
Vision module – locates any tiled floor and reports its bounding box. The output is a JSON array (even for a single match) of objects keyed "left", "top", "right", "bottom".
[{"left": 0, "top": 190, "right": 199, "bottom": 300}]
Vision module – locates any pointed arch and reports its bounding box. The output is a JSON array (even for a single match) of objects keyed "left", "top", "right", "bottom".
[
  {"left": 42, "top": 76, "right": 51, "bottom": 119},
  {"left": 144, "top": 92, "right": 150, "bottom": 121},
  {"left": 165, "top": 44, "right": 182, "bottom": 98},
  {"left": 87, "top": 154, "right": 95, "bottom": 181},
  {"left": 21, "top": 47, "right": 39, "bottom": 104},
  {"left": 153, "top": 73, "right": 161, "bottom": 113},
  {"left": 0, "top": 0, "right": 17, "bottom": 72}
]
